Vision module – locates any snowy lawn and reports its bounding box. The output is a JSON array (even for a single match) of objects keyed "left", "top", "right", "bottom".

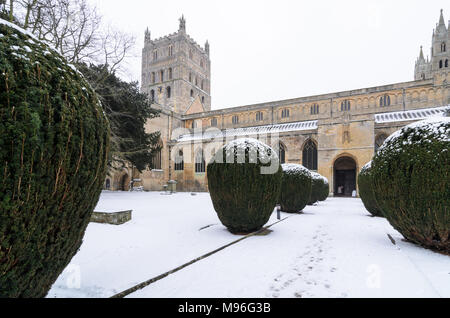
[{"left": 48, "top": 191, "right": 450, "bottom": 298}]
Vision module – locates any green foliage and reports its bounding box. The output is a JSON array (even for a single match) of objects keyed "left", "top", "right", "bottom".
[
  {"left": 0, "top": 20, "right": 109, "bottom": 297},
  {"left": 372, "top": 118, "right": 449, "bottom": 253},
  {"left": 358, "top": 162, "right": 383, "bottom": 217},
  {"left": 318, "top": 177, "right": 329, "bottom": 202},
  {"left": 77, "top": 63, "right": 160, "bottom": 172},
  {"left": 308, "top": 173, "right": 325, "bottom": 205},
  {"left": 207, "top": 139, "right": 282, "bottom": 234},
  {"left": 279, "top": 164, "right": 312, "bottom": 213}
]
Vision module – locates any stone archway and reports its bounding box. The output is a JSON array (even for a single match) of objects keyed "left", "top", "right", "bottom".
[
  {"left": 334, "top": 156, "right": 357, "bottom": 197},
  {"left": 120, "top": 173, "right": 130, "bottom": 191}
]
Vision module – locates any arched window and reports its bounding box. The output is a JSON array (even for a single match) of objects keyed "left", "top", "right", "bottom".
[
  {"left": 341, "top": 100, "right": 351, "bottom": 111},
  {"left": 256, "top": 111, "right": 263, "bottom": 121},
  {"left": 151, "top": 72, "right": 156, "bottom": 83},
  {"left": 380, "top": 95, "right": 391, "bottom": 107},
  {"left": 195, "top": 150, "right": 206, "bottom": 173},
  {"left": 105, "top": 179, "right": 111, "bottom": 190},
  {"left": 168, "top": 45, "right": 173, "bottom": 56},
  {"left": 439, "top": 60, "right": 443, "bottom": 69},
  {"left": 195, "top": 76, "right": 198, "bottom": 86},
  {"left": 190, "top": 89, "right": 194, "bottom": 98},
  {"left": 153, "top": 50, "right": 158, "bottom": 61},
  {"left": 175, "top": 150, "right": 184, "bottom": 171},
  {"left": 202, "top": 96, "right": 205, "bottom": 104},
  {"left": 311, "top": 104, "right": 319, "bottom": 115},
  {"left": 281, "top": 109, "right": 290, "bottom": 118},
  {"left": 160, "top": 70, "right": 164, "bottom": 82},
  {"left": 168, "top": 68, "right": 173, "bottom": 80},
  {"left": 375, "top": 134, "right": 388, "bottom": 152},
  {"left": 211, "top": 118, "right": 218, "bottom": 127},
  {"left": 279, "top": 143, "right": 286, "bottom": 164},
  {"left": 151, "top": 148, "right": 162, "bottom": 170},
  {"left": 303, "top": 140, "right": 318, "bottom": 171},
  {"left": 150, "top": 90, "right": 155, "bottom": 102},
  {"left": 442, "top": 42, "right": 446, "bottom": 52},
  {"left": 166, "top": 86, "right": 171, "bottom": 99},
  {"left": 446, "top": 59, "right": 449, "bottom": 68},
  {"left": 232, "top": 115, "right": 239, "bottom": 125}
]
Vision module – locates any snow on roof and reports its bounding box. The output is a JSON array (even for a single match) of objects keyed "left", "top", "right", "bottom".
[
  {"left": 177, "top": 120, "right": 318, "bottom": 142},
  {"left": 375, "top": 106, "right": 448, "bottom": 124}
]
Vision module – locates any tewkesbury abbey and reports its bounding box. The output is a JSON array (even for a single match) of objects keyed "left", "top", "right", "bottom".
[{"left": 107, "top": 10, "right": 450, "bottom": 196}]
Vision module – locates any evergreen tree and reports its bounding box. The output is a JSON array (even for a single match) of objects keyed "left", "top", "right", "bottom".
[{"left": 78, "top": 63, "right": 161, "bottom": 172}]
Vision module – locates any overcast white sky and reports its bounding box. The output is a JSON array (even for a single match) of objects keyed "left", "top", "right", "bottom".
[{"left": 89, "top": 0, "right": 449, "bottom": 110}]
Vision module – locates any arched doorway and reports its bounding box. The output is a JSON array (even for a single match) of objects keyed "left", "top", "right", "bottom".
[
  {"left": 334, "top": 156, "right": 357, "bottom": 197},
  {"left": 120, "top": 174, "right": 130, "bottom": 191}
]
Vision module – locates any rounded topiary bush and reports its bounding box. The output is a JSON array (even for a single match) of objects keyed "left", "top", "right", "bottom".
[
  {"left": 0, "top": 20, "right": 110, "bottom": 297},
  {"left": 318, "top": 176, "right": 329, "bottom": 202},
  {"left": 279, "top": 164, "right": 312, "bottom": 213},
  {"left": 207, "top": 138, "right": 282, "bottom": 234},
  {"left": 308, "top": 172, "right": 325, "bottom": 205},
  {"left": 358, "top": 162, "right": 383, "bottom": 217},
  {"left": 372, "top": 117, "right": 449, "bottom": 253}
]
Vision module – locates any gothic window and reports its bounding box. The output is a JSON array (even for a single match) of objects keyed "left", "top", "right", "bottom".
[
  {"left": 380, "top": 95, "right": 391, "bottom": 107},
  {"left": 202, "top": 96, "right": 205, "bottom": 104},
  {"left": 232, "top": 115, "right": 239, "bottom": 125},
  {"left": 303, "top": 140, "right": 318, "bottom": 171},
  {"left": 166, "top": 86, "right": 171, "bottom": 99},
  {"left": 442, "top": 42, "right": 446, "bottom": 52},
  {"left": 256, "top": 111, "right": 264, "bottom": 121},
  {"left": 190, "top": 89, "right": 194, "bottom": 98},
  {"left": 160, "top": 70, "right": 164, "bottom": 82},
  {"left": 439, "top": 60, "right": 443, "bottom": 69},
  {"left": 168, "top": 68, "right": 173, "bottom": 80},
  {"left": 421, "top": 73, "right": 425, "bottom": 80},
  {"left": 174, "top": 150, "right": 184, "bottom": 171},
  {"left": 195, "top": 76, "right": 198, "bottom": 86},
  {"left": 311, "top": 104, "right": 319, "bottom": 115},
  {"left": 150, "top": 90, "right": 155, "bottom": 102},
  {"left": 151, "top": 72, "right": 156, "bottom": 83},
  {"left": 341, "top": 100, "right": 351, "bottom": 111},
  {"left": 279, "top": 143, "right": 286, "bottom": 164},
  {"left": 153, "top": 50, "right": 158, "bottom": 61},
  {"left": 151, "top": 148, "right": 162, "bottom": 170},
  {"left": 211, "top": 118, "right": 218, "bottom": 127},
  {"left": 168, "top": 45, "right": 173, "bottom": 56},
  {"left": 195, "top": 150, "right": 206, "bottom": 173},
  {"left": 446, "top": 59, "right": 449, "bottom": 68},
  {"left": 281, "top": 109, "right": 290, "bottom": 118},
  {"left": 375, "top": 134, "right": 388, "bottom": 152}
]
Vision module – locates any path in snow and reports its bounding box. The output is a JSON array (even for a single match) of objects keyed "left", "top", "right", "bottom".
[{"left": 47, "top": 192, "right": 450, "bottom": 298}]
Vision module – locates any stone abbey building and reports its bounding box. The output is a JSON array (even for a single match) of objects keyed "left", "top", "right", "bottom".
[{"left": 107, "top": 11, "right": 450, "bottom": 197}]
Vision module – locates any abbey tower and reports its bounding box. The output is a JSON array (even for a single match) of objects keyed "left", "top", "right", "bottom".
[
  {"left": 141, "top": 16, "right": 211, "bottom": 114},
  {"left": 415, "top": 9, "right": 450, "bottom": 81}
]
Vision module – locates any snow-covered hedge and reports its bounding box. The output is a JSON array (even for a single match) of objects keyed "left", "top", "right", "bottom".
[
  {"left": 372, "top": 117, "right": 449, "bottom": 252},
  {"left": 279, "top": 164, "right": 312, "bottom": 213},
  {"left": 308, "top": 172, "right": 327, "bottom": 205},
  {"left": 0, "top": 19, "right": 110, "bottom": 297},
  {"left": 358, "top": 162, "right": 383, "bottom": 217},
  {"left": 207, "top": 138, "right": 282, "bottom": 234}
]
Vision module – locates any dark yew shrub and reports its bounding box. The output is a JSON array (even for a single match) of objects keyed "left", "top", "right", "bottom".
[
  {"left": 279, "top": 164, "right": 312, "bottom": 213},
  {"left": 358, "top": 162, "right": 383, "bottom": 217},
  {"left": 0, "top": 20, "right": 109, "bottom": 297},
  {"left": 207, "top": 138, "right": 282, "bottom": 234},
  {"left": 308, "top": 172, "right": 325, "bottom": 205},
  {"left": 318, "top": 176, "right": 329, "bottom": 202},
  {"left": 372, "top": 117, "right": 449, "bottom": 253}
]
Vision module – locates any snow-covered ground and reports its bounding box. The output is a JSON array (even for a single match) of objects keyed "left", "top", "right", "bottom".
[{"left": 48, "top": 191, "right": 450, "bottom": 298}]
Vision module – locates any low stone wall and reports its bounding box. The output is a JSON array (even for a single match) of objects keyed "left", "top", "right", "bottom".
[{"left": 91, "top": 210, "right": 132, "bottom": 225}]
